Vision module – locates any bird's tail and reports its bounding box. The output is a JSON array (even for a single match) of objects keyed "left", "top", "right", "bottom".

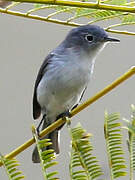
[{"left": 32, "top": 117, "right": 59, "bottom": 163}]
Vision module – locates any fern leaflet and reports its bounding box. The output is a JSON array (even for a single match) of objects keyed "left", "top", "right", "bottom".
[
  {"left": 32, "top": 126, "right": 59, "bottom": 180},
  {"left": 0, "top": 0, "right": 135, "bottom": 35},
  {"left": 104, "top": 112, "right": 127, "bottom": 179},
  {"left": 69, "top": 123, "right": 103, "bottom": 180},
  {"left": 0, "top": 154, "right": 25, "bottom": 180},
  {"left": 123, "top": 104, "right": 135, "bottom": 180}
]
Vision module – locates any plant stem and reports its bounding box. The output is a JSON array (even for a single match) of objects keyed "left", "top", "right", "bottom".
[
  {"left": 106, "top": 22, "right": 135, "bottom": 30},
  {"left": 104, "top": 111, "right": 114, "bottom": 180},
  {"left": 46, "top": 7, "right": 74, "bottom": 19},
  {"left": 73, "top": 142, "right": 91, "bottom": 179},
  {"left": 0, "top": 155, "right": 12, "bottom": 180},
  {"left": 71, "top": 66, "right": 135, "bottom": 117},
  {"left": 0, "top": 67, "right": 135, "bottom": 167},
  {"left": 129, "top": 134, "right": 134, "bottom": 180},
  {"left": 88, "top": 12, "right": 127, "bottom": 24},
  {"left": 32, "top": 126, "right": 48, "bottom": 180},
  {"left": 67, "top": 122, "right": 91, "bottom": 179},
  {"left": 26, "top": 5, "right": 57, "bottom": 15},
  {"left": 1, "top": 5, "right": 135, "bottom": 35},
  {"left": 5, "top": 0, "right": 135, "bottom": 13},
  {"left": 105, "top": 28, "right": 135, "bottom": 36},
  {"left": 0, "top": 8, "right": 80, "bottom": 27}
]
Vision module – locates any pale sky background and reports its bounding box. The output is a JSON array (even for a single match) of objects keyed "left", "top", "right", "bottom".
[{"left": 0, "top": 4, "right": 135, "bottom": 180}]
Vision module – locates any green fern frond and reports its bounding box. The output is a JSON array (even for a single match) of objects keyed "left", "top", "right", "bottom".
[
  {"left": 34, "top": 3, "right": 43, "bottom": 8},
  {"left": 88, "top": 10, "right": 122, "bottom": 24},
  {"left": 123, "top": 104, "right": 135, "bottom": 180},
  {"left": 106, "top": 0, "right": 127, "bottom": 5},
  {"left": 122, "top": 14, "right": 135, "bottom": 24},
  {"left": 32, "top": 126, "right": 59, "bottom": 180},
  {"left": 0, "top": 154, "right": 25, "bottom": 180},
  {"left": 104, "top": 111, "right": 127, "bottom": 179},
  {"left": 31, "top": 0, "right": 135, "bottom": 33},
  {"left": 0, "top": 0, "right": 135, "bottom": 35},
  {"left": 69, "top": 123, "right": 103, "bottom": 180},
  {"left": 130, "top": 136, "right": 135, "bottom": 171}
]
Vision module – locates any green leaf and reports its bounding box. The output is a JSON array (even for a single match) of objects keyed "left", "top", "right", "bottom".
[
  {"left": 46, "top": 171, "right": 58, "bottom": 178},
  {"left": 104, "top": 112, "right": 127, "bottom": 179},
  {"left": 13, "top": 177, "right": 25, "bottom": 180},
  {"left": 32, "top": 126, "right": 59, "bottom": 179},
  {"left": 69, "top": 123, "right": 103, "bottom": 179},
  {"left": 124, "top": 105, "right": 135, "bottom": 179},
  {"left": 44, "top": 161, "right": 58, "bottom": 169},
  {"left": 122, "top": 14, "right": 135, "bottom": 23},
  {"left": 0, "top": 155, "right": 25, "bottom": 180},
  {"left": 34, "top": 4, "right": 44, "bottom": 8}
]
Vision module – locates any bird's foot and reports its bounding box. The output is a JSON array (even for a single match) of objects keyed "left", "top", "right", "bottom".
[
  {"left": 56, "top": 110, "right": 71, "bottom": 120},
  {"left": 56, "top": 110, "right": 71, "bottom": 130}
]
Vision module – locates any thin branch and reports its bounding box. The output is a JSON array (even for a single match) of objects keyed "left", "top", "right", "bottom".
[
  {"left": 0, "top": 8, "right": 80, "bottom": 27},
  {"left": 105, "top": 23, "right": 135, "bottom": 35},
  {"left": 97, "top": 0, "right": 101, "bottom": 6},
  {"left": 32, "top": 126, "right": 48, "bottom": 179},
  {"left": 5, "top": 0, "right": 135, "bottom": 13},
  {"left": 105, "top": 28, "right": 135, "bottom": 36},
  {"left": 66, "top": 1, "right": 131, "bottom": 23},
  {"left": 0, "top": 66, "right": 135, "bottom": 167},
  {"left": 66, "top": 10, "right": 97, "bottom": 23},
  {"left": 5, "top": 2, "right": 20, "bottom": 10},
  {"left": 71, "top": 66, "right": 135, "bottom": 117},
  {"left": 129, "top": 134, "right": 134, "bottom": 180},
  {"left": 46, "top": 7, "right": 74, "bottom": 19},
  {"left": 104, "top": 111, "right": 113, "bottom": 180},
  {"left": 88, "top": 12, "right": 128, "bottom": 24},
  {"left": 26, "top": 5, "right": 57, "bottom": 15},
  {"left": 0, "top": 4, "right": 135, "bottom": 35},
  {"left": 106, "top": 22, "right": 135, "bottom": 30}
]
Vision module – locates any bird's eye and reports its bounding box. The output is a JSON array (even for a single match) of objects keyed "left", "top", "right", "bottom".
[{"left": 85, "top": 35, "right": 94, "bottom": 42}]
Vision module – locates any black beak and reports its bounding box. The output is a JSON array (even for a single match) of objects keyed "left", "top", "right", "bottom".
[{"left": 104, "top": 37, "right": 120, "bottom": 42}]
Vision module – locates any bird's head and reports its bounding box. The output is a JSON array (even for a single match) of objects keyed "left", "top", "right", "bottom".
[{"left": 64, "top": 25, "right": 120, "bottom": 55}]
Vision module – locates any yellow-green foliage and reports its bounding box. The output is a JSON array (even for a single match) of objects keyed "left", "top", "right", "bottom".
[
  {"left": 104, "top": 112, "right": 127, "bottom": 179},
  {"left": 123, "top": 104, "right": 135, "bottom": 180},
  {"left": 32, "top": 126, "right": 59, "bottom": 180},
  {"left": 0, "top": 155, "right": 25, "bottom": 180},
  {"left": 0, "top": 0, "right": 135, "bottom": 35},
  {"left": 69, "top": 123, "right": 103, "bottom": 180}
]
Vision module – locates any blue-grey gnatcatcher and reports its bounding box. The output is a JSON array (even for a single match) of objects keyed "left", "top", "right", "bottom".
[{"left": 32, "top": 25, "right": 120, "bottom": 163}]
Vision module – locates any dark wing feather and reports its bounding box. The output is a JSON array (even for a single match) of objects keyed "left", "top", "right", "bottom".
[
  {"left": 33, "top": 53, "right": 54, "bottom": 119},
  {"left": 79, "top": 87, "right": 87, "bottom": 102},
  {"left": 71, "top": 87, "right": 87, "bottom": 111}
]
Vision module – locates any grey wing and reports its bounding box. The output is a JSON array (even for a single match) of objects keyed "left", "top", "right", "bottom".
[{"left": 33, "top": 53, "right": 54, "bottom": 119}]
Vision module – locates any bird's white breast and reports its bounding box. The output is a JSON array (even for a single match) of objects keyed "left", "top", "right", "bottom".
[{"left": 37, "top": 50, "right": 96, "bottom": 120}]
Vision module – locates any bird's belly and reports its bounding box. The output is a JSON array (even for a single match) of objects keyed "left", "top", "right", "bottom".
[{"left": 37, "top": 62, "right": 91, "bottom": 119}]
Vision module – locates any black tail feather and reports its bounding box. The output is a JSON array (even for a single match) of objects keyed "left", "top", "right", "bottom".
[{"left": 32, "top": 116, "right": 59, "bottom": 163}]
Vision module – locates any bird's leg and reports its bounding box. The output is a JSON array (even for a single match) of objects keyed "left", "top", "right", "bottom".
[
  {"left": 56, "top": 110, "right": 71, "bottom": 120},
  {"left": 36, "top": 114, "right": 46, "bottom": 137},
  {"left": 56, "top": 110, "right": 71, "bottom": 130}
]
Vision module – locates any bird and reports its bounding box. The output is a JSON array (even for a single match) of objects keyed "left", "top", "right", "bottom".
[{"left": 32, "top": 24, "right": 120, "bottom": 163}]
